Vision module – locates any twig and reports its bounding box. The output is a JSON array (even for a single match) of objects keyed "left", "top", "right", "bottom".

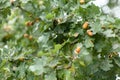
[{"left": 17, "top": 5, "right": 35, "bottom": 19}]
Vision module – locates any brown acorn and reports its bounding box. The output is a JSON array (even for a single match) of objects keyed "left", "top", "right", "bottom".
[
  {"left": 23, "top": 33, "right": 29, "bottom": 38},
  {"left": 108, "top": 54, "right": 113, "bottom": 58},
  {"left": 87, "top": 30, "right": 93, "bottom": 36},
  {"left": 3, "top": 25, "right": 12, "bottom": 32},
  {"left": 25, "top": 21, "right": 34, "bottom": 27},
  {"left": 82, "top": 21, "right": 89, "bottom": 29},
  {"left": 35, "top": 18, "right": 40, "bottom": 22},
  {"left": 29, "top": 35, "right": 33, "bottom": 40},
  {"left": 10, "top": 0, "right": 15, "bottom": 4},
  {"left": 57, "top": 18, "right": 63, "bottom": 24},
  {"left": 75, "top": 47, "right": 81, "bottom": 54},
  {"left": 80, "top": 0, "right": 85, "bottom": 4},
  {"left": 18, "top": 57, "right": 25, "bottom": 61}
]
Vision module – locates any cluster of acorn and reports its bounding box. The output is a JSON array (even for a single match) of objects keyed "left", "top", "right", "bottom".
[
  {"left": 74, "top": 21, "right": 93, "bottom": 55},
  {"left": 25, "top": 18, "right": 40, "bottom": 27},
  {"left": 108, "top": 52, "right": 119, "bottom": 59},
  {"left": 80, "top": 0, "right": 93, "bottom": 36},
  {"left": 23, "top": 21, "right": 34, "bottom": 40},
  {"left": 23, "top": 33, "right": 33, "bottom": 40},
  {"left": 73, "top": 0, "right": 90, "bottom": 55},
  {"left": 82, "top": 21, "right": 93, "bottom": 36},
  {"left": 23, "top": 18, "right": 40, "bottom": 40}
]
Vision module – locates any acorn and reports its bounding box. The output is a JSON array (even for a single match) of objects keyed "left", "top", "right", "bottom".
[
  {"left": 57, "top": 18, "right": 63, "bottom": 24},
  {"left": 35, "top": 18, "right": 40, "bottom": 22},
  {"left": 24, "top": 33, "right": 29, "bottom": 38},
  {"left": 87, "top": 30, "right": 93, "bottom": 36},
  {"left": 10, "top": 0, "right": 15, "bottom": 5},
  {"left": 25, "top": 21, "right": 34, "bottom": 27},
  {"left": 108, "top": 54, "right": 113, "bottom": 58},
  {"left": 29, "top": 35, "right": 33, "bottom": 40},
  {"left": 82, "top": 21, "right": 89, "bottom": 29},
  {"left": 18, "top": 57, "right": 25, "bottom": 61},
  {"left": 3, "top": 25, "right": 12, "bottom": 32},
  {"left": 75, "top": 47, "right": 81, "bottom": 54},
  {"left": 80, "top": 0, "right": 85, "bottom": 4}
]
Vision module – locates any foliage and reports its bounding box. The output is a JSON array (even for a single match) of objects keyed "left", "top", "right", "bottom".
[{"left": 0, "top": 0, "right": 120, "bottom": 80}]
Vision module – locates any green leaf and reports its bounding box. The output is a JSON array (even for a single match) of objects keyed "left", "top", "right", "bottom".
[
  {"left": 100, "top": 59, "right": 113, "bottom": 71},
  {"left": 18, "top": 63, "right": 26, "bottom": 79},
  {"left": 64, "top": 70, "right": 75, "bottom": 80},
  {"left": 84, "top": 38, "right": 94, "bottom": 48},
  {"left": 46, "top": 13, "right": 54, "bottom": 20},
  {"left": 114, "top": 57, "right": 120, "bottom": 67},
  {"left": 51, "top": 44, "right": 62, "bottom": 54},
  {"left": 37, "top": 33, "right": 50, "bottom": 44},
  {"left": 103, "top": 29, "right": 115, "bottom": 37},
  {"left": 20, "top": 0, "right": 30, "bottom": 3},
  {"left": 0, "top": 7, "right": 11, "bottom": 18},
  {"left": 0, "top": 0, "right": 11, "bottom": 8},
  {"left": 88, "top": 61, "right": 99, "bottom": 74},
  {"left": 45, "top": 72, "right": 57, "bottom": 80},
  {"left": 29, "top": 57, "right": 48, "bottom": 75},
  {"left": 86, "top": 3, "right": 100, "bottom": 17},
  {"left": 22, "top": 2, "right": 35, "bottom": 12},
  {"left": 114, "top": 19, "right": 120, "bottom": 29},
  {"left": 90, "top": 20, "right": 102, "bottom": 34},
  {"left": 106, "top": 15, "right": 115, "bottom": 23},
  {"left": 49, "top": 59, "right": 59, "bottom": 68},
  {"left": 80, "top": 47, "right": 89, "bottom": 55},
  {"left": 79, "top": 47, "right": 92, "bottom": 65},
  {"left": 37, "top": 33, "right": 53, "bottom": 50}
]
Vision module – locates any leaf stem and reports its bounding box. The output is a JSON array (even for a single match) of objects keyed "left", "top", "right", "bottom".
[{"left": 17, "top": 5, "right": 35, "bottom": 19}]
